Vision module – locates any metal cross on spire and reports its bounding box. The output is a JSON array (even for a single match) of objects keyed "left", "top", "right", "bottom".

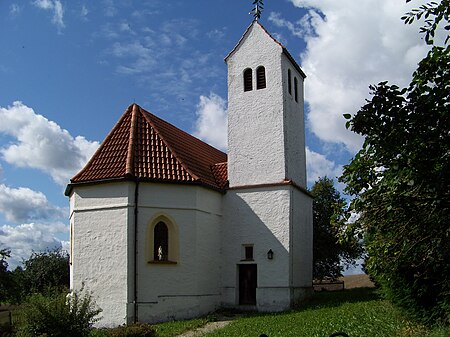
[{"left": 250, "top": 0, "right": 264, "bottom": 21}]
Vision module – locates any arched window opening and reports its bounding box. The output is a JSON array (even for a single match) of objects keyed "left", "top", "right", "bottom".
[
  {"left": 288, "top": 69, "right": 292, "bottom": 95},
  {"left": 154, "top": 221, "right": 168, "bottom": 261},
  {"left": 256, "top": 66, "right": 266, "bottom": 89},
  {"left": 294, "top": 77, "right": 298, "bottom": 103},
  {"left": 243, "top": 68, "right": 253, "bottom": 92}
]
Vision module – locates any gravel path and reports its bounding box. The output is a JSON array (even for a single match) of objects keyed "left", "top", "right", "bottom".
[{"left": 174, "top": 320, "right": 232, "bottom": 337}]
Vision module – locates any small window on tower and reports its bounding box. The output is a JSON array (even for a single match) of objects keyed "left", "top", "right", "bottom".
[
  {"left": 256, "top": 66, "right": 266, "bottom": 89},
  {"left": 294, "top": 77, "right": 298, "bottom": 103},
  {"left": 288, "top": 69, "right": 292, "bottom": 95},
  {"left": 243, "top": 68, "right": 253, "bottom": 92},
  {"left": 242, "top": 244, "right": 254, "bottom": 261}
]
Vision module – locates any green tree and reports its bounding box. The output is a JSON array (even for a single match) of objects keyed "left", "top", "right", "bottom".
[
  {"left": 21, "top": 249, "right": 70, "bottom": 295},
  {"left": 0, "top": 248, "right": 12, "bottom": 302},
  {"left": 402, "top": 0, "right": 450, "bottom": 45},
  {"left": 340, "top": 0, "right": 449, "bottom": 324},
  {"left": 311, "top": 177, "right": 362, "bottom": 280}
]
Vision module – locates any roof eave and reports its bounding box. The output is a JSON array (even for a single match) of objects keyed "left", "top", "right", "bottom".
[{"left": 65, "top": 176, "right": 226, "bottom": 196}]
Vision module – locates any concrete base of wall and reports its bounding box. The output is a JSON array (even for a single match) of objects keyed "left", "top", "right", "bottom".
[{"left": 133, "top": 295, "right": 221, "bottom": 324}]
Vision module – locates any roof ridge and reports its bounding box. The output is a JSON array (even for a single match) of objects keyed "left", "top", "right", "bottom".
[
  {"left": 224, "top": 20, "right": 306, "bottom": 79},
  {"left": 125, "top": 104, "right": 139, "bottom": 176},
  {"left": 139, "top": 106, "right": 201, "bottom": 181},
  {"left": 71, "top": 104, "right": 133, "bottom": 182}
]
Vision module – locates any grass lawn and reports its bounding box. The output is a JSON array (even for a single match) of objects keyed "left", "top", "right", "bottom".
[
  {"left": 4, "top": 288, "right": 449, "bottom": 337},
  {"left": 153, "top": 318, "right": 209, "bottom": 337},
  {"left": 202, "top": 288, "right": 449, "bottom": 337}
]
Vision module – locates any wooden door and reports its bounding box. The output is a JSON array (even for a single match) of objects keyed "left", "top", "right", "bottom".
[{"left": 239, "top": 264, "right": 257, "bottom": 305}]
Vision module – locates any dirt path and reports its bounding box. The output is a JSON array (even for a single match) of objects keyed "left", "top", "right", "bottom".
[{"left": 174, "top": 320, "right": 232, "bottom": 337}]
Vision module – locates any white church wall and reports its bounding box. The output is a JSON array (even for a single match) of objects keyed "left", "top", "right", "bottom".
[
  {"left": 291, "top": 188, "right": 313, "bottom": 289},
  {"left": 222, "top": 186, "right": 292, "bottom": 310},
  {"left": 135, "top": 183, "right": 222, "bottom": 323},
  {"left": 281, "top": 53, "right": 307, "bottom": 188},
  {"left": 227, "top": 24, "right": 287, "bottom": 187},
  {"left": 70, "top": 182, "right": 135, "bottom": 327}
]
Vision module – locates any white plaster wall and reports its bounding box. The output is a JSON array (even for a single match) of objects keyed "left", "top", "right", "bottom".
[
  {"left": 281, "top": 54, "right": 307, "bottom": 188},
  {"left": 222, "top": 187, "right": 292, "bottom": 310},
  {"left": 70, "top": 182, "right": 134, "bottom": 327},
  {"left": 135, "top": 183, "right": 223, "bottom": 323},
  {"left": 227, "top": 23, "right": 286, "bottom": 187},
  {"left": 291, "top": 187, "right": 313, "bottom": 289}
]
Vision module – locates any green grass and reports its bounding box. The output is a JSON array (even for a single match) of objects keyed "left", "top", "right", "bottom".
[
  {"left": 88, "top": 318, "right": 209, "bottom": 337},
  {"left": 5, "top": 289, "right": 450, "bottom": 337},
  {"left": 152, "top": 318, "right": 209, "bottom": 337},
  {"left": 204, "top": 288, "right": 449, "bottom": 337}
]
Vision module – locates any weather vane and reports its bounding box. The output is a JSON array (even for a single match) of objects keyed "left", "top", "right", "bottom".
[{"left": 250, "top": 0, "right": 264, "bottom": 21}]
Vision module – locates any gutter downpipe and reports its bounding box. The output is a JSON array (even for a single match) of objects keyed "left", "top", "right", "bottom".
[
  {"left": 127, "top": 104, "right": 140, "bottom": 324},
  {"left": 133, "top": 178, "right": 139, "bottom": 324}
]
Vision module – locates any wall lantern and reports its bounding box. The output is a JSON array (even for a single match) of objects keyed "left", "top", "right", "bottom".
[{"left": 267, "top": 249, "right": 274, "bottom": 260}]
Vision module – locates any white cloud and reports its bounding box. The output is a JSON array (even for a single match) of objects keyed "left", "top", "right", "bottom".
[
  {"left": 0, "top": 223, "right": 67, "bottom": 269},
  {"left": 10, "top": 4, "right": 21, "bottom": 16},
  {"left": 111, "top": 41, "right": 157, "bottom": 74},
  {"left": 283, "top": 0, "right": 430, "bottom": 152},
  {"left": 306, "top": 147, "right": 343, "bottom": 184},
  {"left": 33, "top": 0, "right": 65, "bottom": 31},
  {"left": 0, "top": 102, "right": 99, "bottom": 186},
  {"left": 193, "top": 93, "right": 228, "bottom": 151},
  {"left": 268, "top": 12, "right": 306, "bottom": 38},
  {"left": 81, "top": 5, "right": 89, "bottom": 20},
  {"left": 0, "top": 184, "right": 65, "bottom": 223},
  {"left": 103, "top": 0, "right": 118, "bottom": 17}
]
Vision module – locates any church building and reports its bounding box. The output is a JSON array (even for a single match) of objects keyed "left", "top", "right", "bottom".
[{"left": 65, "top": 20, "right": 313, "bottom": 327}]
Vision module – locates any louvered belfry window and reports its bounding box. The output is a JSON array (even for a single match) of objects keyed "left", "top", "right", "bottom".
[
  {"left": 244, "top": 68, "right": 253, "bottom": 92},
  {"left": 294, "top": 77, "right": 298, "bottom": 102},
  {"left": 288, "top": 69, "right": 292, "bottom": 95},
  {"left": 256, "top": 66, "right": 266, "bottom": 89}
]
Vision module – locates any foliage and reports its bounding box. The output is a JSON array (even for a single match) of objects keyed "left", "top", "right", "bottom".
[
  {"left": 17, "top": 289, "right": 102, "bottom": 337},
  {"left": 21, "top": 249, "right": 70, "bottom": 296},
  {"left": 0, "top": 249, "right": 12, "bottom": 303},
  {"left": 402, "top": 0, "right": 450, "bottom": 44},
  {"left": 340, "top": 1, "right": 450, "bottom": 324},
  {"left": 310, "top": 177, "right": 362, "bottom": 280},
  {"left": 250, "top": 0, "right": 264, "bottom": 20},
  {"left": 103, "top": 323, "right": 156, "bottom": 337}
]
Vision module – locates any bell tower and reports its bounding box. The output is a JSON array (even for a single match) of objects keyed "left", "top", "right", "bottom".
[
  {"left": 225, "top": 20, "right": 307, "bottom": 189},
  {"left": 222, "top": 21, "right": 313, "bottom": 311}
]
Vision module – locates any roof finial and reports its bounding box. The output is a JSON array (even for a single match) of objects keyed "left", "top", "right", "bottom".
[{"left": 250, "top": 0, "right": 264, "bottom": 21}]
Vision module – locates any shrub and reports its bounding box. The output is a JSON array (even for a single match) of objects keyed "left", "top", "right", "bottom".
[
  {"left": 18, "top": 289, "right": 102, "bottom": 337},
  {"left": 106, "top": 323, "right": 156, "bottom": 337}
]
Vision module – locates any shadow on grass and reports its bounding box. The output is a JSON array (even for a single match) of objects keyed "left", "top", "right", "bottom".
[
  {"left": 300, "top": 287, "right": 383, "bottom": 311},
  {"left": 208, "top": 287, "right": 383, "bottom": 322}
]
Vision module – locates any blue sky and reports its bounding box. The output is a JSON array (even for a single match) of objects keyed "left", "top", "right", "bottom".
[{"left": 0, "top": 0, "right": 430, "bottom": 268}]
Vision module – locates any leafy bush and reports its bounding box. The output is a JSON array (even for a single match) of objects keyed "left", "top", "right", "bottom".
[
  {"left": 17, "top": 289, "right": 101, "bottom": 337},
  {"left": 105, "top": 323, "right": 156, "bottom": 337},
  {"left": 21, "top": 250, "right": 70, "bottom": 297}
]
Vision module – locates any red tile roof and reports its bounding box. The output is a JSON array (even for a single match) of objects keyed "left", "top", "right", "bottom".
[{"left": 68, "top": 104, "right": 228, "bottom": 192}]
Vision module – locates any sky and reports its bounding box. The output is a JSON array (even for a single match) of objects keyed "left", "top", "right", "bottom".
[{"left": 0, "top": 0, "right": 431, "bottom": 269}]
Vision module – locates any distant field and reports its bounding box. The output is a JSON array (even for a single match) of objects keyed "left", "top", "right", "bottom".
[{"left": 341, "top": 274, "right": 375, "bottom": 289}]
